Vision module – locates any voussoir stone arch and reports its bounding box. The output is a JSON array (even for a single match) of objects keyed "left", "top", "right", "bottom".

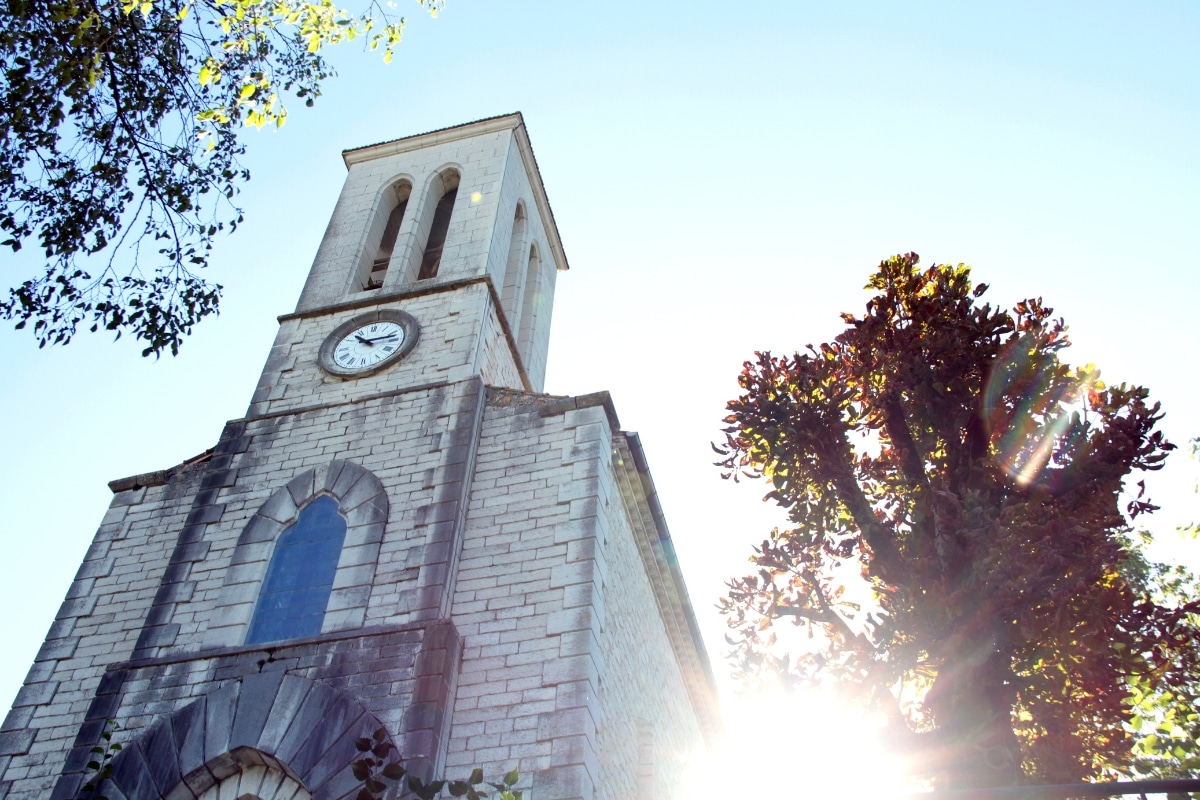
[
  {"left": 101, "top": 673, "right": 394, "bottom": 800},
  {"left": 203, "top": 459, "right": 389, "bottom": 648}
]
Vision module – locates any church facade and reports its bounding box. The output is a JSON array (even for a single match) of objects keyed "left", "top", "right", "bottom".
[{"left": 0, "top": 115, "right": 719, "bottom": 800}]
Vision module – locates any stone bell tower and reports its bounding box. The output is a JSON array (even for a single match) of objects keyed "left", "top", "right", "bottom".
[{"left": 0, "top": 114, "right": 720, "bottom": 800}]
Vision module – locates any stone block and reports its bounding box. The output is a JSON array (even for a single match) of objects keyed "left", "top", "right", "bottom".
[
  {"left": 230, "top": 541, "right": 272, "bottom": 566},
  {"left": 320, "top": 607, "right": 366, "bottom": 632},
  {"left": 286, "top": 695, "right": 360, "bottom": 779},
  {"left": 549, "top": 561, "right": 593, "bottom": 589},
  {"left": 536, "top": 706, "right": 595, "bottom": 744},
  {"left": 542, "top": 655, "right": 598, "bottom": 687},
  {"left": 344, "top": 523, "right": 385, "bottom": 547},
  {"left": 258, "top": 490, "right": 299, "bottom": 524},
  {"left": 560, "top": 582, "right": 595, "bottom": 610},
  {"left": 544, "top": 608, "right": 594, "bottom": 637},
  {"left": 283, "top": 469, "right": 317, "bottom": 511},
  {"left": 139, "top": 721, "right": 182, "bottom": 796},
  {"left": 0, "top": 732, "right": 33, "bottom": 757},
  {"left": 135, "top": 624, "right": 181, "bottom": 650},
  {"left": 12, "top": 682, "right": 58, "bottom": 709},
  {"left": 529, "top": 765, "right": 593, "bottom": 800},
  {"left": 339, "top": 473, "right": 385, "bottom": 513},
  {"left": 274, "top": 681, "right": 335, "bottom": 763},
  {"left": 168, "top": 542, "right": 210, "bottom": 565},
  {"left": 0, "top": 708, "right": 34, "bottom": 734},
  {"left": 199, "top": 469, "right": 239, "bottom": 490},
  {"left": 230, "top": 671, "right": 285, "bottom": 750},
  {"left": 552, "top": 519, "right": 593, "bottom": 545},
  {"left": 237, "top": 515, "right": 280, "bottom": 546},
  {"left": 330, "top": 461, "right": 367, "bottom": 498},
  {"left": 257, "top": 675, "right": 313, "bottom": 754},
  {"left": 171, "top": 698, "right": 207, "bottom": 777},
  {"left": 152, "top": 581, "right": 195, "bottom": 606},
  {"left": 55, "top": 595, "right": 97, "bottom": 619},
  {"left": 331, "top": 566, "right": 375, "bottom": 591},
  {"left": 108, "top": 737, "right": 158, "bottom": 800},
  {"left": 203, "top": 681, "right": 240, "bottom": 761},
  {"left": 185, "top": 504, "right": 226, "bottom": 526},
  {"left": 76, "top": 557, "right": 116, "bottom": 581}
]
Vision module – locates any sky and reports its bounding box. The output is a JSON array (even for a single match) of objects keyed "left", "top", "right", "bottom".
[{"left": 1, "top": 0, "right": 1198, "bottom": 783}]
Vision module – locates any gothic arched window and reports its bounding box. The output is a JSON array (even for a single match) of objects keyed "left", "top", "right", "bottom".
[
  {"left": 418, "top": 171, "right": 460, "bottom": 280},
  {"left": 362, "top": 180, "right": 411, "bottom": 291},
  {"left": 500, "top": 203, "right": 527, "bottom": 327},
  {"left": 245, "top": 495, "right": 347, "bottom": 644},
  {"left": 517, "top": 242, "right": 542, "bottom": 360}
]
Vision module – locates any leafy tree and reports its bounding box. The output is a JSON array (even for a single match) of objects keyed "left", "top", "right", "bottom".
[
  {"left": 1180, "top": 438, "right": 1200, "bottom": 541},
  {"left": 1120, "top": 539, "right": 1200, "bottom": 781},
  {"left": 352, "top": 726, "right": 521, "bottom": 800},
  {"left": 714, "top": 253, "right": 1200, "bottom": 789},
  {"left": 1, "top": 0, "right": 441, "bottom": 355},
  {"left": 1124, "top": 438, "right": 1200, "bottom": 781}
]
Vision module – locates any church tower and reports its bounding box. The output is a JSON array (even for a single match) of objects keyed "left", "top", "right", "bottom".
[{"left": 0, "top": 115, "right": 719, "bottom": 800}]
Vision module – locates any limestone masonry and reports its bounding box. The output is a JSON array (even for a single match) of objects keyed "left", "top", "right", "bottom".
[{"left": 0, "top": 114, "right": 719, "bottom": 800}]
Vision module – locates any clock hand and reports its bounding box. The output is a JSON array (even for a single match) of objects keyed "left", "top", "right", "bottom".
[
  {"left": 355, "top": 334, "right": 373, "bottom": 345},
  {"left": 365, "top": 334, "right": 400, "bottom": 343}
]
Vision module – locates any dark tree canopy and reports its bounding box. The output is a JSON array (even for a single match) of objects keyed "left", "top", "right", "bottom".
[
  {"left": 715, "top": 254, "right": 1199, "bottom": 789},
  {"left": 1, "top": 0, "right": 440, "bottom": 355}
]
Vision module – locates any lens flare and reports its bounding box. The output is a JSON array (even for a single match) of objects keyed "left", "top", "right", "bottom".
[
  {"left": 983, "top": 334, "right": 1094, "bottom": 489},
  {"left": 684, "top": 687, "right": 910, "bottom": 799}
]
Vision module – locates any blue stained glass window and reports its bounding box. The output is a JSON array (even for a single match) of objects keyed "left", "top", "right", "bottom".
[{"left": 246, "top": 495, "right": 347, "bottom": 644}]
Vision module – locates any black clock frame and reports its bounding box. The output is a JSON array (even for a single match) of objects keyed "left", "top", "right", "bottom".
[{"left": 317, "top": 308, "right": 421, "bottom": 378}]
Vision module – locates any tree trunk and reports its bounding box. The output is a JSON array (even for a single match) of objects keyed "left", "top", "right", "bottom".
[{"left": 923, "top": 647, "right": 1023, "bottom": 789}]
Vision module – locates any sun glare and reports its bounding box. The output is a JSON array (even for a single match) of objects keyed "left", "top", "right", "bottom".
[{"left": 686, "top": 687, "right": 912, "bottom": 800}]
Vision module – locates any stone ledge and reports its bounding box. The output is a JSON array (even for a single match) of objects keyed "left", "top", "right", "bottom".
[
  {"left": 483, "top": 387, "right": 622, "bottom": 433},
  {"left": 107, "top": 619, "right": 442, "bottom": 674},
  {"left": 540, "top": 391, "right": 620, "bottom": 432},
  {"left": 108, "top": 448, "right": 214, "bottom": 494},
  {"left": 279, "top": 275, "right": 491, "bottom": 323},
  {"left": 237, "top": 378, "right": 455, "bottom": 423}
]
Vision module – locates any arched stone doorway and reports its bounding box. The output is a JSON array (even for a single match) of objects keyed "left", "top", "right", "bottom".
[{"left": 100, "top": 674, "right": 396, "bottom": 800}]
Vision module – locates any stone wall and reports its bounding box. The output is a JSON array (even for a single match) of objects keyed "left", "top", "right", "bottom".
[
  {"left": 248, "top": 280, "right": 523, "bottom": 417},
  {"left": 443, "top": 391, "right": 712, "bottom": 800},
  {"left": 0, "top": 460, "right": 207, "bottom": 798},
  {"left": 0, "top": 382, "right": 716, "bottom": 800}
]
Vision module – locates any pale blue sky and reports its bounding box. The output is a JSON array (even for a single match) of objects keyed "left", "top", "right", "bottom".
[{"left": 2, "top": 1, "right": 1198, "bottom": 733}]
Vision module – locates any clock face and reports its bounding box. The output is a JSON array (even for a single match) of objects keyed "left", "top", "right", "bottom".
[
  {"left": 332, "top": 321, "right": 405, "bottom": 370},
  {"left": 318, "top": 310, "right": 420, "bottom": 378}
]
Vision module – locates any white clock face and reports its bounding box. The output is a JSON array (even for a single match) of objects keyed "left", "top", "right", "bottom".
[{"left": 332, "top": 321, "right": 406, "bottom": 370}]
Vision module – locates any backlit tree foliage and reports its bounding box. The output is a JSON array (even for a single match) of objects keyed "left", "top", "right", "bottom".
[
  {"left": 715, "top": 254, "right": 1200, "bottom": 789},
  {"left": 1, "top": 0, "right": 441, "bottom": 355}
]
